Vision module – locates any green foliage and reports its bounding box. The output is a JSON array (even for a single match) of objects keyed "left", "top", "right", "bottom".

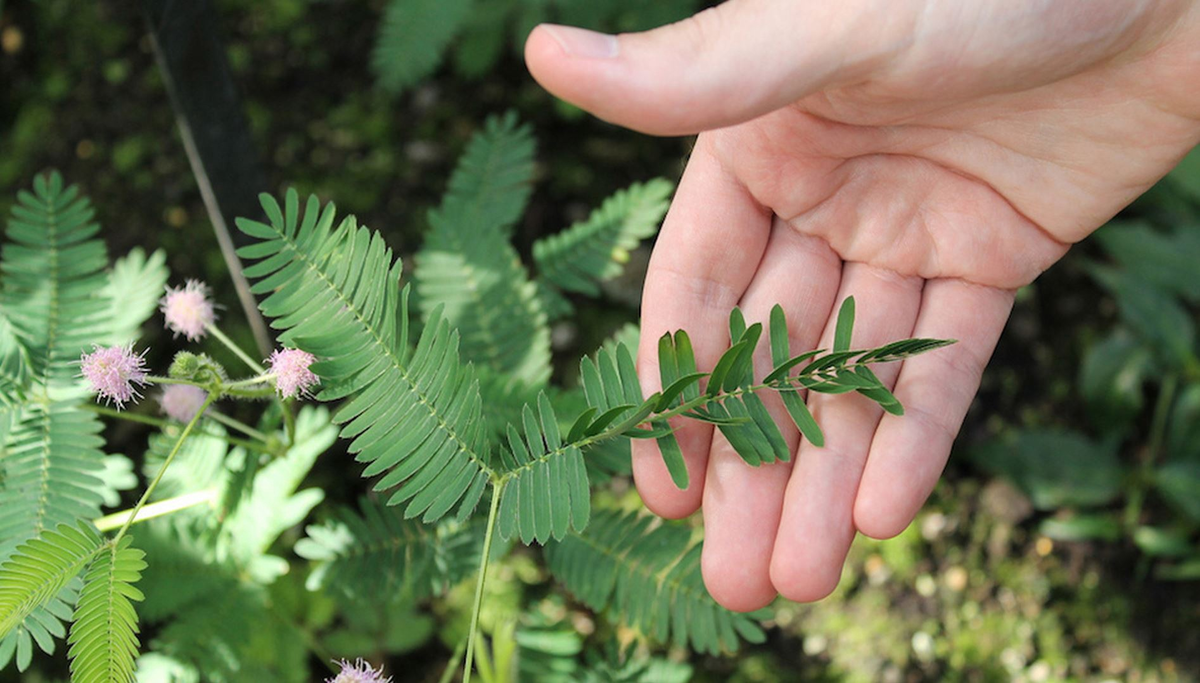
[
  {"left": 236, "top": 190, "right": 494, "bottom": 523},
  {"left": 133, "top": 409, "right": 336, "bottom": 682},
  {"left": 0, "top": 135, "right": 958, "bottom": 680},
  {"left": 0, "top": 174, "right": 166, "bottom": 567},
  {"left": 1089, "top": 265, "right": 1195, "bottom": 368},
  {"left": 101, "top": 247, "right": 169, "bottom": 346},
  {"left": 136, "top": 523, "right": 308, "bottom": 682},
  {"left": 0, "top": 522, "right": 104, "bottom": 638},
  {"left": 296, "top": 497, "right": 485, "bottom": 606},
  {"left": 371, "top": 0, "right": 703, "bottom": 96},
  {"left": 372, "top": 0, "right": 473, "bottom": 94},
  {"left": 495, "top": 394, "right": 591, "bottom": 544},
  {"left": 533, "top": 179, "right": 671, "bottom": 299},
  {"left": 1, "top": 172, "right": 110, "bottom": 390},
  {"left": 972, "top": 430, "right": 1124, "bottom": 510},
  {"left": 545, "top": 509, "right": 766, "bottom": 655},
  {"left": 0, "top": 402, "right": 109, "bottom": 559},
  {"left": 68, "top": 537, "right": 146, "bottom": 683},
  {"left": 415, "top": 113, "right": 550, "bottom": 386},
  {"left": 971, "top": 216, "right": 1200, "bottom": 576}
]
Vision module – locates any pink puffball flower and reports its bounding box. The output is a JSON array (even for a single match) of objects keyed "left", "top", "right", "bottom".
[
  {"left": 80, "top": 344, "right": 149, "bottom": 409},
  {"left": 160, "top": 279, "right": 216, "bottom": 341},
  {"left": 158, "top": 384, "right": 209, "bottom": 422},
  {"left": 327, "top": 659, "right": 392, "bottom": 683},
  {"left": 266, "top": 348, "right": 319, "bottom": 399}
]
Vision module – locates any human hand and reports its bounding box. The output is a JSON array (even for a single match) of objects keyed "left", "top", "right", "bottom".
[{"left": 524, "top": 0, "right": 1200, "bottom": 610}]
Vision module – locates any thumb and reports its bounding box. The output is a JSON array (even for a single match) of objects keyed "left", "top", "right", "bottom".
[{"left": 524, "top": 0, "right": 911, "bottom": 136}]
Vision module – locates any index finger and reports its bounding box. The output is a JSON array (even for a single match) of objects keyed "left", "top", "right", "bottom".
[{"left": 633, "top": 136, "right": 771, "bottom": 518}]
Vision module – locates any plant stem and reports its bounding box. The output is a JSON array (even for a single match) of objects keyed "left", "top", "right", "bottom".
[
  {"left": 145, "top": 375, "right": 208, "bottom": 389},
  {"left": 206, "top": 409, "right": 271, "bottom": 442},
  {"left": 1146, "top": 373, "right": 1178, "bottom": 466},
  {"left": 206, "top": 323, "right": 267, "bottom": 374},
  {"left": 463, "top": 480, "right": 503, "bottom": 683},
  {"left": 206, "top": 323, "right": 295, "bottom": 443},
  {"left": 79, "top": 403, "right": 276, "bottom": 454},
  {"left": 93, "top": 488, "right": 219, "bottom": 531},
  {"left": 112, "top": 392, "right": 216, "bottom": 545},
  {"left": 1125, "top": 373, "right": 1179, "bottom": 528},
  {"left": 281, "top": 398, "right": 296, "bottom": 444},
  {"left": 224, "top": 373, "right": 274, "bottom": 390},
  {"left": 438, "top": 636, "right": 468, "bottom": 683}
]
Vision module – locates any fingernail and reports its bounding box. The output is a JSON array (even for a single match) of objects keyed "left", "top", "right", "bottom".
[{"left": 541, "top": 24, "right": 619, "bottom": 59}]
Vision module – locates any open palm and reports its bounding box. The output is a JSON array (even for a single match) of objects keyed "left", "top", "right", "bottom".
[{"left": 526, "top": 0, "right": 1200, "bottom": 610}]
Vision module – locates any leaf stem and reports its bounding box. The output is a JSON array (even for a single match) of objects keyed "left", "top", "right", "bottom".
[
  {"left": 1126, "top": 373, "right": 1179, "bottom": 527},
  {"left": 463, "top": 480, "right": 503, "bottom": 683},
  {"left": 144, "top": 375, "right": 207, "bottom": 388},
  {"left": 224, "top": 373, "right": 274, "bottom": 390},
  {"left": 205, "top": 409, "right": 271, "bottom": 442},
  {"left": 112, "top": 391, "right": 217, "bottom": 544},
  {"left": 78, "top": 403, "right": 276, "bottom": 454},
  {"left": 206, "top": 323, "right": 267, "bottom": 374},
  {"left": 496, "top": 364, "right": 875, "bottom": 485},
  {"left": 93, "top": 488, "right": 219, "bottom": 531},
  {"left": 438, "top": 636, "right": 468, "bottom": 683}
]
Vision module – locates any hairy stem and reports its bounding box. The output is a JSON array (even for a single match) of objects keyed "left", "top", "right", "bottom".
[
  {"left": 205, "top": 323, "right": 296, "bottom": 442},
  {"left": 93, "top": 488, "right": 219, "bottom": 531},
  {"left": 463, "top": 480, "right": 503, "bottom": 683},
  {"left": 113, "top": 392, "right": 216, "bottom": 544},
  {"left": 144, "top": 375, "right": 208, "bottom": 389},
  {"left": 224, "top": 373, "right": 274, "bottom": 390},
  {"left": 206, "top": 323, "right": 267, "bottom": 374}
]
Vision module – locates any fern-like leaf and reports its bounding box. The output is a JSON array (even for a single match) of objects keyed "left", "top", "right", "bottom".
[
  {"left": 296, "top": 497, "right": 484, "bottom": 605},
  {"left": 235, "top": 190, "right": 494, "bottom": 523},
  {"left": 372, "top": 0, "right": 472, "bottom": 95},
  {"left": 100, "top": 247, "right": 169, "bottom": 346},
  {"left": 415, "top": 113, "right": 549, "bottom": 385},
  {"left": 544, "top": 509, "right": 766, "bottom": 655},
  {"left": 0, "top": 523, "right": 104, "bottom": 637},
  {"left": 1, "top": 176, "right": 167, "bottom": 559},
  {"left": 495, "top": 393, "right": 590, "bottom": 545},
  {"left": 1, "top": 172, "right": 109, "bottom": 392},
  {"left": 0, "top": 580, "right": 79, "bottom": 672},
  {"left": 67, "top": 536, "right": 145, "bottom": 683},
  {"left": 533, "top": 178, "right": 671, "bottom": 298},
  {"left": 0, "top": 403, "right": 108, "bottom": 559}
]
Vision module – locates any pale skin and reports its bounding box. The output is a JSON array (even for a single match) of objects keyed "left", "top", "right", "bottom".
[{"left": 524, "top": 0, "right": 1200, "bottom": 611}]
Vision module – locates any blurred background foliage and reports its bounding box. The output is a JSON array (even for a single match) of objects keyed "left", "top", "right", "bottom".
[{"left": 1, "top": 0, "right": 1199, "bottom": 680}]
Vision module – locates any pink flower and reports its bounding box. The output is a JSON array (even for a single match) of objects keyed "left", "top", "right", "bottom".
[
  {"left": 158, "top": 384, "right": 209, "bottom": 422},
  {"left": 80, "top": 344, "right": 149, "bottom": 408},
  {"left": 327, "top": 659, "right": 391, "bottom": 683},
  {"left": 266, "top": 348, "right": 319, "bottom": 399},
  {"left": 160, "top": 280, "right": 216, "bottom": 341}
]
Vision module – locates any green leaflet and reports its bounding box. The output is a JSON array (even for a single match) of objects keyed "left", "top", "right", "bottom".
[
  {"left": 0, "top": 523, "right": 104, "bottom": 638},
  {"left": 0, "top": 174, "right": 168, "bottom": 673},
  {"left": 544, "top": 509, "right": 767, "bottom": 655},
  {"left": 295, "top": 497, "right": 486, "bottom": 605},
  {"left": 495, "top": 394, "right": 591, "bottom": 545},
  {"left": 534, "top": 178, "right": 672, "bottom": 300},
  {"left": 372, "top": 0, "right": 473, "bottom": 94},
  {"left": 0, "top": 402, "right": 109, "bottom": 561},
  {"left": 236, "top": 190, "right": 494, "bottom": 523},
  {"left": 620, "top": 300, "right": 952, "bottom": 473},
  {"left": 415, "top": 113, "right": 550, "bottom": 386},
  {"left": 68, "top": 536, "right": 146, "bottom": 683}
]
